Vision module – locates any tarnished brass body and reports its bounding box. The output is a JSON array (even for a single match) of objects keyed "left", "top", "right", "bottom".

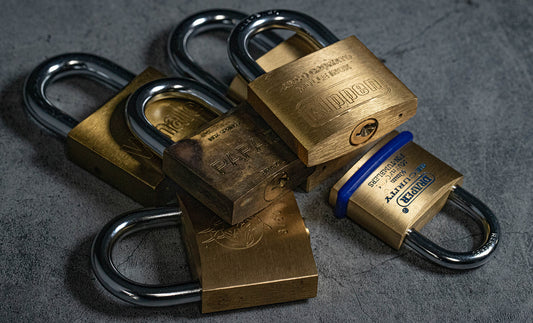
[
  {"left": 179, "top": 189, "right": 318, "bottom": 313},
  {"left": 247, "top": 36, "right": 418, "bottom": 166},
  {"left": 330, "top": 131, "right": 464, "bottom": 249},
  {"left": 164, "top": 107, "right": 313, "bottom": 225},
  {"left": 229, "top": 35, "right": 369, "bottom": 191},
  {"left": 66, "top": 68, "right": 217, "bottom": 206}
]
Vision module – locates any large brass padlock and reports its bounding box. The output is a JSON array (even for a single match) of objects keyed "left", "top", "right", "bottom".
[
  {"left": 330, "top": 131, "right": 500, "bottom": 269},
  {"left": 23, "top": 54, "right": 218, "bottom": 205},
  {"left": 167, "top": 10, "right": 370, "bottom": 191},
  {"left": 92, "top": 191, "right": 318, "bottom": 313},
  {"left": 126, "top": 77, "right": 312, "bottom": 225},
  {"left": 229, "top": 10, "right": 418, "bottom": 166}
]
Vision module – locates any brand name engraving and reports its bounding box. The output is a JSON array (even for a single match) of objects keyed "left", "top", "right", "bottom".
[
  {"left": 209, "top": 129, "right": 282, "bottom": 175},
  {"left": 155, "top": 103, "right": 211, "bottom": 138},
  {"left": 397, "top": 172, "right": 435, "bottom": 207},
  {"left": 296, "top": 77, "right": 390, "bottom": 127}
]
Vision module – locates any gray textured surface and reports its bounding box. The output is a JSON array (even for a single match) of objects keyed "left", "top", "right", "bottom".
[{"left": 1, "top": 0, "right": 532, "bottom": 321}]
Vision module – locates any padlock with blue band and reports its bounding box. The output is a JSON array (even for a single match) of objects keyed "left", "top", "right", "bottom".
[
  {"left": 329, "top": 130, "right": 500, "bottom": 269},
  {"left": 334, "top": 131, "right": 413, "bottom": 219}
]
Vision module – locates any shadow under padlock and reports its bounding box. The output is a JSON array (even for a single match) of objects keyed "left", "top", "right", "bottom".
[
  {"left": 168, "top": 9, "right": 373, "bottom": 192},
  {"left": 329, "top": 131, "right": 500, "bottom": 269}
]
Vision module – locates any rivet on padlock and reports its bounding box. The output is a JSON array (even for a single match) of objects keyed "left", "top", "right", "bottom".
[
  {"left": 23, "top": 53, "right": 217, "bottom": 206},
  {"left": 126, "top": 78, "right": 312, "bottom": 225},
  {"left": 229, "top": 10, "right": 418, "bottom": 166},
  {"left": 330, "top": 131, "right": 500, "bottom": 269},
  {"left": 91, "top": 190, "right": 318, "bottom": 312},
  {"left": 167, "top": 10, "right": 372, "bottom": 192}
]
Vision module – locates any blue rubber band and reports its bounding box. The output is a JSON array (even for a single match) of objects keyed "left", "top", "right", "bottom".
[{"left": 334, "top": 131, "right": 413, "bottom": 219}]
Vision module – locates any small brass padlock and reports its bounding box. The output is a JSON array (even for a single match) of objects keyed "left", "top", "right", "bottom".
[
  {"left": 229, "top": 10, "right": 418, "bottom": 166},
  {"left": 23, "top": 54, "right": 218, "bottom": 205},
  {"left": 92, "top": 191, "right": 318, "bottom": 313},
  {"left": 330, "top": 131, "right": 500, "bottom": 269},
  {"left": 167, "top": 10, "right": 370, "bottom": 191},
  {"left": 126, "top": 78, "right": 312, "bottom": 225}
]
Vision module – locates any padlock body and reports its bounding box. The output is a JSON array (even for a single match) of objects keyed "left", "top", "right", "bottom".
[
  {"left": 163, "top": 106, "right": 313, "bottom": 225},
  {"left": 178, "top": 188, "right": 318, "bottom": 313},
  {"left": 66, "top": 68, "right": 217, "bottom": 206},
  {"left": 229, "top": 35, "right": 370, "bottom": 191},
  {"left": 248, "top": 36, "right": 418, "bottom": 166},
  {"left": 330, "top": 131, "right": 463, "bottom": 249}
]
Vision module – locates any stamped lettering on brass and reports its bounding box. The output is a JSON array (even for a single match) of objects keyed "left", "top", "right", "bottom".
[
  {"left": 199, "top": 209, "right": 288, "bottom": 250},
  {"left": 296, "top": 77, "right": 391, "bottom": 127}
]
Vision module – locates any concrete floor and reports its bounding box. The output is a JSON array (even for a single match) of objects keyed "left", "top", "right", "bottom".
[{"left": 1, "top": 0, "right": 532, "bottom": 321}]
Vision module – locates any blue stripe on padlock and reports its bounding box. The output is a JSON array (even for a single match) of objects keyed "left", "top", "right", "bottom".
[{"left": 334, "top": 131, "right": 414, "bottom": 219}]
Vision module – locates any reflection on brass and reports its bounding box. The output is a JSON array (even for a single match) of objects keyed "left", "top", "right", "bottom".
[
  {"left": 66, "top": 68, "right": 175, "bottom": 206},
  {"left": 228, "top": 35, "right": 368, "bottom": 191},
  {"left": 164, "top": 107, "right": 314, "bottom": 225},
  {"left": 179, "top": 189, "right": 318, "bottom": 313},
  {"left": 247, "top": 36, "right": 417, "bottom": 166},
  {"left": 330, "top": 131, "right": 464, "bottom": 249}
]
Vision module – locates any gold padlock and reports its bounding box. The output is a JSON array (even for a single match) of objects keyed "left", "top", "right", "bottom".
[
  {"left": 126, "top": 77, "right": 313, "bottom": 225},
  {"left": 229, "top": 10, "right": 418, "bottom": 166},
  {"left": 168, "top": 10, "right": 370, "bottom": 191},
  {"left": 91, "top": 191, "right": 318, "bottom": 313},
  {"left": 330, "top": 131, "right": 500, "bottom": 269},
  {"left": 23, "top": 54, "right": 218, "bottom": 205}
]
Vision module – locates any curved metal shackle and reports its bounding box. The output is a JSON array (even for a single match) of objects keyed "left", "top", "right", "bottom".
[
  {"left": 168, "top": 9, "right": 283, "bottom": 96},
  {"left": 23, "top": 53, "right": 135, "bottom": 138},
  {"left": 228, "top": 9, "right": 340, "bottom": 83},
  {"left": 91, "top": 206, "right": 202, "bottom": 307},
  {"left": 125, "top": 77, "right": 232, "bottom": 157},
  {"left": 404, "top": 185, "right": 500, "bottom": 270}
]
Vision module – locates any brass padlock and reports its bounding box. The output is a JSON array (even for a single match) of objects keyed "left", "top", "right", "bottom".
[
  {"left": 167, "top": 10, "right": 370, "bottom": 191},
  {"left": 126, "top": 78, "right": 312, "bottom": 225},
  {"left": 229, "top": 10, "right": 418, "bottom": 166},
  {"left": 91, "top": 191, "right": 318, "bottom": 313},
  {"left": 330, "top": 131, "right": 500, "bottom": 269},
  {"left": 23, "top": 54, "right": 218, "bottom": 205}
]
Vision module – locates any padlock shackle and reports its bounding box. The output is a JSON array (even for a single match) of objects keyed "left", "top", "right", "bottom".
[
  {"left": 228, "top": 9, "right": 340, "bottom": 83},
  {"left": 91, "top": 206, "right": 202, "bottom": 307},
  {"left": 405, "top": 185, "right": 500, "bottom": 270},
  {"left": 125, "top": 77, "right": 232, "bottom": 157},
  {"left": 168, "top": 9, "right": 283, "bottom": 97},
  {"left": 23, "top": 53, "right": 135, "bottom": 138}
]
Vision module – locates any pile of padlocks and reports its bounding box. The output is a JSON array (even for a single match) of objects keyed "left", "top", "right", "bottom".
[{"left": 23, "top": 9, "right": 500, "bottom": 313}]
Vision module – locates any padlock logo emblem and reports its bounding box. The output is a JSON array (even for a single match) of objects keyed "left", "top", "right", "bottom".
[{"left": 397, "top": 172, "right": 435, "bottom": 207}]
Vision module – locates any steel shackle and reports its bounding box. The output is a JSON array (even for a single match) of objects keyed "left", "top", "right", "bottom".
[
  {"left": 91, "top": 206, "right": 202, "bottom": 307},
  {"left": 228, "top": 9, "right": 340, "bottom": 83},
  {"left": 404, "top": 185, "right": 500, "bottom": 269},
  {"left": 125, "top": 77, "right": 232, "bottom": 157},
  {"left": 168, "top": 9, "right": 283, "bottom": 97},
  {"left": 23, "top": 53, "right": 135, "bottom": 138}
]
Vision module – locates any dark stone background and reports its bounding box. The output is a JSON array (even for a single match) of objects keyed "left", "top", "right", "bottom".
[{"left": 1, "top": 0, "right": 531, "bottom": 321}]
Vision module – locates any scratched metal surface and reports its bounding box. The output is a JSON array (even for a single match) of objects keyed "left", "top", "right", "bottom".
[{"left": 1, "top": 0, "right": 532, "bottom": 321}]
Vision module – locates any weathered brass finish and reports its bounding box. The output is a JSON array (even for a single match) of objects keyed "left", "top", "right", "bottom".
[
  {"left": 330, "top": 131, "right": 464, "bottom": 249},
  {"left": 164, "top": 107, "right": 313, "bottom": 225},
  {"left": 66, "top": 68, "right": 173, "bottom": 205},
  {"left": 247, "top": 36, "right": 418, "bottom": 166},
  {"left": 228, "top": 35, "right": 369, "bottom": 191},
  {"left": 179, "top": 189, "right": 318, "bottom": 313},
  {"left": 66, "top": 68, "right": 218, "bottom": 206}
]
